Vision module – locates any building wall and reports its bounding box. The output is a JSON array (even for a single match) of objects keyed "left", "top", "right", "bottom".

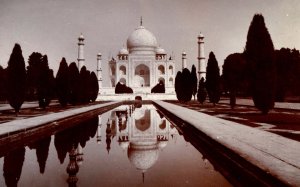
[{"left": 97, "top": 92, "right": 177, "bottom": 101}]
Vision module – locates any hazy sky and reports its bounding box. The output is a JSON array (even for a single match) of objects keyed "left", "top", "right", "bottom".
[{"left": 0, "top": 0, "right": 299, "bottom": 86}]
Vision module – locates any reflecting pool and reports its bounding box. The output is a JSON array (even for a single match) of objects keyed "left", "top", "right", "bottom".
[{"left": 0, "top": 105, "right": 231, "bottom": 186}]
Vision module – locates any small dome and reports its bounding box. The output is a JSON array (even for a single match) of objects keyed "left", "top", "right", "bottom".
[
  {"left": 97, "top": 53, "right": 102, "bottom": 56},
  {"left": 127, "top": 26, "right": 158, "bottom": 54},
  {"left": 155, "top": 47, "right": 166, "bottom": 54},
  {"left": 198, "top": 33, "right": 204, "bottom": 38},
  {"left": 79, "top": 33, "right": 84, "bottom": 40},
  {"left": 119, "top": 47, "right": 129, "bottom": 55}
]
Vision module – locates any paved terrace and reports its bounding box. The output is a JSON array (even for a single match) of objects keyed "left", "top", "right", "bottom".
[
  {"left": 0, "top": 101, "right": 59, "bottom": 111},
  {"left": 219, "top": 98, "right": 300, "bottom": 110},
  {"left": 153, "top": 100, "right": 300, "bottom": 186},
  {"left": 0, "top": 101, "right": 121, "bottom": 139}
]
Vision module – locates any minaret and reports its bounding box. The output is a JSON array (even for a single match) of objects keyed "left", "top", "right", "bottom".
[
  {"left": 198, "top": 33, "right": 206, "bottom": 80},
  {"left": 77, "top": 33, "right": 85, "bottom": 70},
  {"left": 97, "top": 53, "right": 102, "bottom": 88},
  {"left": 182, "top": 51, "right": 187, "bottom": 70}
]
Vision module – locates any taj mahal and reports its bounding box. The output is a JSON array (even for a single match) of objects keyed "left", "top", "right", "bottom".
[{"left": 76, "top": 19, "right": 206, "bottom": 100}]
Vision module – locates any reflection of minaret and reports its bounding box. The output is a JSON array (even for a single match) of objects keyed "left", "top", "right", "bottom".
[
  {"left": 182, "top": 51, "right": 187, "bottom": 69},
  {"left": 198, "top": 33, "right": 206, "bottom": 80},
  {"left": 77, "top": 33, "right": 85, "bottom": 70},
  {"left": 143, "top": 172, "right": 145, "bottom": 184},
  {"left": 76, "top": 144, "right": 83, "bottom": 166},
  {"left": 97, "top": 115, "right": 102, "bottom": 144},
  {"left": 67, "top": 145, "right": 79, "bottom": 187},
  {"left": 106, "top": 119, "right": 112, "bottom": 154}
]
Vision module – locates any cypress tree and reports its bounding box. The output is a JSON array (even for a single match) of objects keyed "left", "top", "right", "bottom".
[
  {"left": 37, "top": 55, "right": 53, "bottom": 109},
  {"left": 68, "top": 62, "right": 80, "bottom": 105},
  {"left": 191, "top": 64, "right": 198, "bottom": 100},
  {"left": 197, "top": 77, "right": 207, "bottom": 104},
  {"left": 175, "top": 71, "right": 183, "bottom": 101},
  {"left": 27, "top": 52, "right": 43, "bottom": 100},
  {"left": 79, "top": 66, "right": 88, "bottom": 103},
  {"left": 244, "top": 14, "right": 276, "bottom": 114},
  {"left": 90, "top": 72, "right": 99, "bottom": 102},
  {"left": 223, "top": 53, "right": 247, "bottom": 108},
  {"left": 182, "top": 68, "right": 193, "bottom": 102},
  {"left": 206, "top": 52, "right": 221, "bottom": 106},
  {"left": 56, "top": 58, "right": 69, "bottom": 106},
  {"left": 6, "top": 44, "right": 26, "bottom": 114}
]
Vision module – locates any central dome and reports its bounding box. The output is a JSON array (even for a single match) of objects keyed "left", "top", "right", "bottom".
[
  {"left": 128, "top": 143, "right": 159, "bottom": 172},
  {"left": 127, "top": 26, "right": 158, "bottom": 54}
]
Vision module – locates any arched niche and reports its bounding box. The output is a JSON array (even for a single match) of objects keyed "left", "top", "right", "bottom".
[
  {"left": 168, "top": 65, "right": 173, "bottom": 75},
  {"left": 119, "top": 65, "right": 126, "bottom": 75},
  {"left": 134, "top": 64, "right": 150, "bottom": 87},
  {"left": 158, "top": 65, "right": 165, "bottom": 75}
]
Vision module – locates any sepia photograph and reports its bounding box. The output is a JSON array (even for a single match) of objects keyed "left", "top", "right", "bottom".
[{"left": 0, "top": 0, "right": 299, "bottom": 186}]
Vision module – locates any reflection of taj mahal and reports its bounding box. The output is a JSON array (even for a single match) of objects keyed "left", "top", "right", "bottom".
[{"left": 100, "top": 105, "right": 178, "bottom": 175}]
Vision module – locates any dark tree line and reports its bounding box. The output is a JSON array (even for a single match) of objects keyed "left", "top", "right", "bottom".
[
  {"left": 56, "top": 60, "right": 99, "bottom": 106},
  {"left": 26, "top": 52, "right": 55, "bottom": 109},
  {"left": 222, "top": 14, "right": 300, "bottom": 113},
  {"left": 175, "top": 64, "right": 213, "bottom": 104},
  {"left": 0, "top": 44, "right": 99, "bottom": 114},
  {"left": 175, "top": 67, "right": 193, "bottom": 102},
  {"left": 222, "top": 14, "right": 276, "bottom": 113},
  {"left": 275, "top": 48, "right": 300, "bottom": 101}
]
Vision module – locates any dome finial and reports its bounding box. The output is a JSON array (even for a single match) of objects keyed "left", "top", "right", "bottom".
[{"left": 140, "top": 16, "right": 143, "bottom": 26}]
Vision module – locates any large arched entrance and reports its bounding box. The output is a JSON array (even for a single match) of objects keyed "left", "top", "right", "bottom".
[{"left": 134, "top": 64, "right": 150, "bottom": 87}]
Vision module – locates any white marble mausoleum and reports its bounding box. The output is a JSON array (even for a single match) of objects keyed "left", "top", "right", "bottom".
[{"left": 77, "top": 19, "right": 206, "bottom": 100}]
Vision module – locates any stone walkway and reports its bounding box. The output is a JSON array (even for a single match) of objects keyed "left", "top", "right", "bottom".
[
  {"left": 0, "top": 101, "right": 59, "bottom": 111},
  {"left": 219, "top": 98, "right": 300, "bottom": 110},
  {"left": 153, "top": 100, "right": 300, "bottom": 186},
  {"left": 0, "top": 101, "right": 120, "bottom": 138}
]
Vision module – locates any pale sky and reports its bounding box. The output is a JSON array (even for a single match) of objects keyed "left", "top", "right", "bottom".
[{"left": 0, "top": 0, "right": 299, "bottom": 86}]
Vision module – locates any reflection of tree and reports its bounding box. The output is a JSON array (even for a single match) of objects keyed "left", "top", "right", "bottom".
[
  {"left": 55, "top": 129, "right": 73, "bottom": 164},
  {"left": 29, "top": 137, "right": 51, "bottom": 173},
  {"left": 3, "top": 147, "right": 26, "bottom": 187},
  {"left": 54, "top": 117, "right": 98, "bottom": 164}
]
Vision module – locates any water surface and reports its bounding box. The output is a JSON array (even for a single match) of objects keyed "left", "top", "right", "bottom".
[{"left": 0, "top": 104, "right": 231, "bottom": 186}]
